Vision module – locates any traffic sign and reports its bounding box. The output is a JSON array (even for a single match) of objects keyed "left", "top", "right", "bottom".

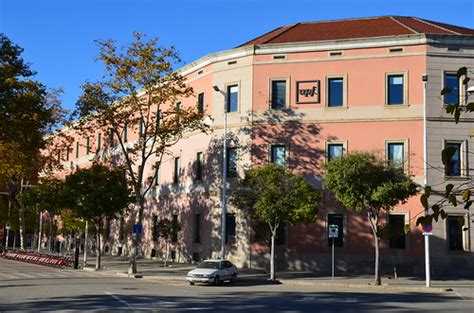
[
  {"left": 133, "top": 224, "right": 143, "bottom": 234},
  {"left": 329, "top": 224, "right": 339, "bottom": 238},
  {"left": 422, "top": 232, "right": 433, "bottom": 236},
  {"left": 422, "top": 225, "right": 433, "bottom": 232}
]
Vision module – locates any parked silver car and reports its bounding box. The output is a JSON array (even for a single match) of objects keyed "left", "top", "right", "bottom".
[{"left": 186, "top": 260, "right": 238, "bottom": 285}]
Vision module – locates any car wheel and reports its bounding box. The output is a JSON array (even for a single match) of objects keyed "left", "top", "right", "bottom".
[
  {"left": 213, "top": 275, "right": 221, "bottom": 286},
  {"left": 189, "top": 282, "right": 195, "bottom": 286},
  {"left": 230, "top": 274, "right": 237, "bottom": 284}
]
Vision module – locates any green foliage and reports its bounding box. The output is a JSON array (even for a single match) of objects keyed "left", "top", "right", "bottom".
[
  {"left": 18, "top": 178, "right": 66, "bottom": 216},
  {"left": 323, "top": 153, "right": 417, "bottom": 213},
  {"left": 63, "top": 163, "right": 133, "bottom": 224},
  {"left": 0, "top": 34, "right": 67, "bottom": 180},
  {"left": 232, "top": 164, "right": 320, "bottom": 227},
  {"left": 421, "top": 66, "right": 473, "bottom": 229}
]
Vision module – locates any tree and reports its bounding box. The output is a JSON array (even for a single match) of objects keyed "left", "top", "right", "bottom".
[
  {"left": 19, "top": 178, "right": 66, "bottom": 252},
  {"left": 156, "top": 217, "right": 181, "bottom": 267},
  {"left": 231, "top": 164, "right": 320, "bottom": 280},
  {"left": 63, "top": 163, "right": 133, "bottom": 269},
  {"left": 418, "top": 66, "right": 473, "bottom": 229},
  {"left": 323, "top": 152, "right": 417, "bottom": 285},
  {"left": 0, "top": 34, "right": 67, "bottom": 250},
  {"left": 74, "top": 33, "right": 210, "bottom": 274}
]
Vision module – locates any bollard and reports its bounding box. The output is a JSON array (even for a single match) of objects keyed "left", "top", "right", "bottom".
[{"left": 74, "top": 237, "right": 80, "bottom": 269}]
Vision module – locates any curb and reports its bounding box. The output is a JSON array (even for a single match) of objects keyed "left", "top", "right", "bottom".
[
  {"left": 107, "top": 270, "right": 445, "bottom": 292},
  {"left": 278, "top": 279, "right": 445, "bottom": 293}
]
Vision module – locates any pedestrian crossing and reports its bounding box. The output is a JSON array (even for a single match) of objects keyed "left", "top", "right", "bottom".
[{"left": 0, "top": 269, "right": 100, "bottom": 281}]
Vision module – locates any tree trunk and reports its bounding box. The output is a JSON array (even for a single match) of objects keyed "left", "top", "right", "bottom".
[
  {"left": 128, "top": 196, "right": 144, "bottom": 275},
  {"left": 164, "top": 241, "right": 169, "bottom": 267},
  {"left": 18, "top": 205, "right": 25, "bottom": 251},
  {"left": 95, "top": 223, "right": 101, "bottom": 270},
  {"left": 49, "top": 217, "right": 53, "bottom": 253},
  {"left": 270, "top": 231, "right": 276, "bottom": 281},
  {"left": 367, "top": 210, "right": 381, "bottom": 286}
]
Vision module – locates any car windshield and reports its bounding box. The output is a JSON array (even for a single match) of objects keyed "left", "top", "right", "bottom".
[{"left": 197, "top": 261, "right": 220, "bottom": 269}]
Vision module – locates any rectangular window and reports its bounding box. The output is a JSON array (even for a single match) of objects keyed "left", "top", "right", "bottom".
[
  {"left": 387, "top": 74, "right": 404, "bottom": 105},
  {"left": 193, "top": 213, "right": 201, "bottom": 244},
  {"left": 328, "top": 78, "right": 343, "bottom": 107},
  {"left": 227, "top": 85, "right": 238, "bottom": 113},
  {"left": 197, "top": 92, "right": 204, "bottom": 114},
  {"left": 86, "top": 137, "right": 90, "bottom": 155},
  {"left": 444, "top": 73, "right": 459, "bottom": 105},
  {"left": 152, "top": 215, "right": 159, "bottom": 242},
  {"left": 327, "top": 214, "right": 344, "bottom": 247},
  {"left": 227, "top": 148, "right": 237, "bottom": 177},
  {"left": 173, "top": 157, "right": 180, "bottom": 184},
  {"left": 66, "top": 146, "right": 70, "bottom": 161},
  {"left": 154, "top": 162, "right": 160, "bottom": 186},
  {"left": 75, "top": 141, "right": 79, "bottom": 158},
  {"left": 445, "top": 142, "right": 462, "bottom": 176},
  {"left": 97, "top": 133, "right": 101, "bottom": 153},
  {"left": 327, "top": 143, "right": 344, "bottom": 162},
  {"left": 271, "top": 80, "right": 287, "bottom": 110},
  {"left": 388, "top": 214, "right": 406, "bottom": 249},
  {"left": 226, "top": 213, "right": 236, "bottom": 243},
  {"left": 448, "top": 215, "right": 464, "bottom": 251},
  {"left": 270, "top": 145, "right": 287, "bottom": 167},
  {"left": 171, "top": 214, "right": 178, "bottom": 243},
  {"left": 195, "top": 152, "right": 203, "bottom": 181},
  {"left": 123, "top": 123, "right": 128, "bottom": 142},
  {"left": 387, "top": 143, "right": 404, "bottom": 169}
]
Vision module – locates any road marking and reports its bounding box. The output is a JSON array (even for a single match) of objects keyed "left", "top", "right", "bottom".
[
  {"left": 345, "top": 298, "right": 358, "bottom": 303},
  {"left": 180, "top": 307, "right": 214, "bottom": 311},
  {"left": 243, "top": 304, "right": 266, "bottom": 309},
  {"left": 104, "top": 291, "right": 132, "bottom": 307}
]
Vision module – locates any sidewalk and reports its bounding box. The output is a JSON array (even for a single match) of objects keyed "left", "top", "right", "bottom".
[{"left": 82, "top": 255, "right": 474, "bottom": 297}]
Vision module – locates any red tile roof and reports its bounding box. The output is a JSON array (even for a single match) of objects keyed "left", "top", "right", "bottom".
[{"left": 239, "top": 16, "right": 474, "bottom": 46}]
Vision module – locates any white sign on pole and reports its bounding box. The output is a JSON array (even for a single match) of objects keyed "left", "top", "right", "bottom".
[{"left": 329, "top": 224, "right": 339, "bottom": 238}]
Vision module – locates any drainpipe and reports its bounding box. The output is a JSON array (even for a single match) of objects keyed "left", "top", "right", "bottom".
[{"left": 422, "top": 74, "right": 431, "bottom": 288}]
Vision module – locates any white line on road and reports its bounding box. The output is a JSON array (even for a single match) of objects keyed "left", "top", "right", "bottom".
[{"left": 104, "top": 291, "right": 132, "bottom": 307}]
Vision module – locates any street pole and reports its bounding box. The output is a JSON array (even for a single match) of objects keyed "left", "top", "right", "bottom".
[
  {"left": 422, "top": 76, "right": 431, "bottom": 288},
  {"left": 5, "top": 199, "right": 11, "bottom": 249},
  {"left": 84, "top": 221, "right": 88, "bottom": 266},
  {"left": 332, "top": 237, "right": 335, "bottom": 281},
  {"left": 38, "top": 212, "right": 43, "bottom": 253},
  {"left": 213, "top": 85, "right": 228, "bottom": 260},
  {"left": 220, "top": 94, "right": 228, "bottom": 260}
]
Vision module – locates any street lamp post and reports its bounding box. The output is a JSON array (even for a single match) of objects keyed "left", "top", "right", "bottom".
[
  {"left": 213, "top": 85, "right": 228, "bottom": 260},
  {"left": 38, "top": 211, "right": 43, "bottom": 253}
]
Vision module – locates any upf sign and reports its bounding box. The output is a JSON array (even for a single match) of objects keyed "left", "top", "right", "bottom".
[{"left": 296, "top": 80, "right": 320, "bottom": 104}]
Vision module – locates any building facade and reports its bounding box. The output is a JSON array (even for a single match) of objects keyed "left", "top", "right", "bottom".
[{"left": 54, "top": 16, "right": 474, "bottom": 276}]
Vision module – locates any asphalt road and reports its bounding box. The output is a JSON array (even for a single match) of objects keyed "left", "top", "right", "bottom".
[{"left": 0, "top": 258, "right": 472, "bottom": 312}]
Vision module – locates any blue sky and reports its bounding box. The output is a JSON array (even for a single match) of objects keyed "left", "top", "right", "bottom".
[{"left": 1, "top": 0, "right": 473, "bottom": 111}]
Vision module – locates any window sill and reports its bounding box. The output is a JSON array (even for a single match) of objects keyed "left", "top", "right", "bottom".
[
  {"left": 384, "top": 104, "right": 410, "bottom": 108},
  {"left": 325, "top": 106, "right": 348, "bottom": 110},
  {"left": 443, "top": 175, "right": 470, "bottom": 181}
]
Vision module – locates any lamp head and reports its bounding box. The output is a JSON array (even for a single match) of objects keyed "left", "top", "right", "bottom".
[
  {"left": 213, "top": 85, "right": 220, "bottom": 92},
  {"left": 467, "top": 85, "right": 474, "bottom": 96}
]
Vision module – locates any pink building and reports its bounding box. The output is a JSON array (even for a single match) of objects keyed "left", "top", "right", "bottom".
[{"left": 57, "top": 16, "right": 474, "bottom": 276}]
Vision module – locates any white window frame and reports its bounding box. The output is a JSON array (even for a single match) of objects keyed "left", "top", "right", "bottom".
[
  {"left": 384, "top": 139, "right": 409, "bottom": 173},
  {"left": 269, "top": 77, "right": 290, "bottom": 110},
  {"left": 325, "top": 140, "right": 347, "bottom": 163},
  {"left": 325, "top": 74, "right": 348, "bottom": 108},
  {"left": 443, "top": 140, "right": 468, "bottom": 178},
  {"left": 385, "top": 71, "right": 408, "bottom": 106}
]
